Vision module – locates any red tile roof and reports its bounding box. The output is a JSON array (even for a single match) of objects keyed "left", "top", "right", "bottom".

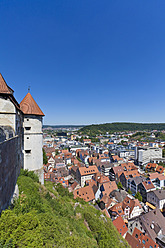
[
  {"left": 110, "top": 202, "right": 124, "bottom": 216},
  {"left": 146, "top": 163, "right": 157, "bottom": 169},
  {"left": 132, "top": 227, "right": 159, "bottom": 248},
  {"left": 102, "top": 181, "right": 118, "bottom": 196},
  {"left": 125, "top": 233, "right": 143, "bottom": 248},
  {"left": 97, "top": 175, "right": 110, "bottom": 184},
  {"left": 20, "top": 92, "right": 44, "bottom": 116},
  {"left": 113, "top": 216, "right": 128, "bottom": 236},
  {"left": 79, "top": 165, "right": 98, "bottom": 176},
  {"left": 73, "top": 186, "right": 95, "bottom": 202},
  {"left": 142, "top": 181, "right": 155, "bottom": 190},
  {"left": 0, "top": 73, "right": 13, "bottom": 94}
]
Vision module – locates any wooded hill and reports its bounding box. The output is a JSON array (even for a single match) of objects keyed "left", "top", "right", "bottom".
[
  {"left": 0, "top": 170, "right": 129, "bottom": 248},
  {"left": 79, "top": 122, "right": 165, "bottom": 135}
]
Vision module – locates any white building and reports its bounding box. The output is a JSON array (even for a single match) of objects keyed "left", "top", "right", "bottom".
[
  {"left": 20, "top": 92, "right": 45, "bottom": 184},
  {"left": 135, "top": 146, "right": 162, "bottom": 166}
]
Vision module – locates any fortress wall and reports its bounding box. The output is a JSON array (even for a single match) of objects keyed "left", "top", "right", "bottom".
[{"left": 0, "top": 136, "right": 22, "bottom": 212}]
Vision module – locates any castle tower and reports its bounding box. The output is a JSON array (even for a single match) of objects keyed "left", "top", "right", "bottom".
[{"left": 20, "top": 92, "right": 44, "bottom": 184}]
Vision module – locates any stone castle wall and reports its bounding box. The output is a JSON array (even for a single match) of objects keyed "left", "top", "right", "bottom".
[{"left": 0, "top": 136, "right": 22, "bottom": 212}]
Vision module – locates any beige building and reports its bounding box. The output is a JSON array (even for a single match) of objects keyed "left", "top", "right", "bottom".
[{"left": 76, "top": 165, "right": 99, "bottom": 186}]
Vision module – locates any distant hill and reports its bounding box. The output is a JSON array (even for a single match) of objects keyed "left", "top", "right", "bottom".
[
  {"left": 43, "top": 125, "right": 85, "bottom": 129},
  {"left": 79, "top": 122, "right": 165, "bottom": 135}
]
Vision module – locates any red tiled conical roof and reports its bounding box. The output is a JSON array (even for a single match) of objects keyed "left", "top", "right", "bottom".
[
  {"left": 0, "top": 73, "right": 14, "bottom": 94},
  {"left": 20, "top": 92, "right": 44, "bottom": 116}
]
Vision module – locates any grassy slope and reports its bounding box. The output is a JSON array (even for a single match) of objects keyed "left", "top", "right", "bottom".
[{"left": 0, "top": 172, "right": 130, "bottom": 248}]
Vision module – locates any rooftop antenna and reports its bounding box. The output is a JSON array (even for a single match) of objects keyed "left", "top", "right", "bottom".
[{"left": 28, "top": 85, "right": 31, "bottom": 93}]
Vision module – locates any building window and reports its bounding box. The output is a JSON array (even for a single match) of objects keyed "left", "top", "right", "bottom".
[
  {"left": 25, "top": 150, "right": 31, "bottom": 154},
  {"left": 27, "top": 137, "right": 29, "bottom": 139},
  {"left": 25, "top": 127, "right": 31, "bottom": 131}
]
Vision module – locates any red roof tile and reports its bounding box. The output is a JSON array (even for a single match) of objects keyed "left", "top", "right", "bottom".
[
  {"left": 125, "top": 233, "right": 143, "bottom": 248},
  {"left": 20, "top": 92, "right": 44, "bottom": 116},
  {"left": 0, "top": 73, "right": 13, "bottom": 94},
  {"left": 113, "top": 216, "right": 128, "bottom": 236},
  {"left": 73, "top": 186, "right": 95, "bottom": 202},
  {"left": 79, "top": 165, "right": 98, "bottom": 176},
  {"left": 132, "top": 227, "right": 159, "bottom": 248}
]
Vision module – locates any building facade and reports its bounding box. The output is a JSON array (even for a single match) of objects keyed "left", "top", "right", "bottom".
[{"left": 0, "top": 73, "right": 44, "bottom": 211}]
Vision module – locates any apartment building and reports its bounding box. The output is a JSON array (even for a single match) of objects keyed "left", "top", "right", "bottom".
[{"left": 135, "top": 146, "right": 162, "bottom": 166}]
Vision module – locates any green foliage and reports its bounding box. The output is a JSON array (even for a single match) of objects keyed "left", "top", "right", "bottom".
[
  {"left": 117, "top": 182, "right": 123, "bottom": 189},
  {"left": 155, "top": 132, "right": 165, "bottom": 141},
  {"left": 43, "top": 148, "right": 48, "bottom": 165},
  {"left": 158, "top": 162, "right": 165, "bottom": 167},
  {"left": 163, "top": 149, "right": 165, "bottom": 158},
  {"left": 0, "top": 170, "right": 130, "bottom": 247},
  {"left": 55, "top": 149, "right": 59, "bottom": 155},
  {"left": 91, "top": 137, "right": 99, "bottom": 143},
  {"left": 79, "top": 123, "right": 165, "bottom": 136},
  {"left": 127, "top": 189, "right": 132, "bottom": 195},
  {"left": 19, "top": 169, "right": 39, "bottom": 183},
  {"left": 135, "top": 192, "right": 142, "bottom": 202}
]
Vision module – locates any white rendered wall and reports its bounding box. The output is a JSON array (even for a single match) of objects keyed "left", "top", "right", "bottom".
[
  {"left": 0, "top": 97, "right": 16, "bottom": 132},
  {"left": 23, "top": 115, "right": 44, "bottom": 184}
]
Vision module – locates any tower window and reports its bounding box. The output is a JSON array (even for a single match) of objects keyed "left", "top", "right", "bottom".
[
  {"left": 27, "top": 137, "right": 29, "bottom": 139},
  {"left": 25, "top": 127, "right": 31, "bottom": 131},
  {"left": 25, "top": 150, "right": 31, "bottom": 154},
  {"left": 27, "top": 119, "right": 29, "bottom": 121}
]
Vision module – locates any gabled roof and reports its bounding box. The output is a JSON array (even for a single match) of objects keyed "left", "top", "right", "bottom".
[
  {"left": 101, "top": 181, "right": 118, "bottom": 196},
  {"left": 139, "top": 208, "right": 165, "bottom": 242},
  {"left": 132, "top": 227, "right": 159, "bottom": 248},
  {"left": 113, "top": 216, "right": 128, "bottom": 237},
  {"left": 79, "top": 165, "right": 98, "bottom": 176},
  {"left": 97, "top": 175, "right": 110, "bottom": 184},
  {"left": 121, "top": 169, "right": 140, "bottom": 179},
  {"left": 125, "top": 233, "right": 143, "bottom": 248},
  {"left": 112, "top": 166, "right": 124, "bottom": 176},
  {"left": 122, "top": 196, "right": 142, "bottom": 214},
  {"left": 0, "top": 73, "right": 14, "bottom": 94},
  {"left": 73, "top": 186, "right": 95, "bottom": 202},
  {"left": 20, "top": 92, "right": 44, "bottom": 116},
  {"left": 142, "top": 180, "right": 155, "bottom": 190}
]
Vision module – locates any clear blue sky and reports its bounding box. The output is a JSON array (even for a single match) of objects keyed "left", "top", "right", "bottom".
[{"left": 1, "top": 0, "right": 165, "bottom": 125}]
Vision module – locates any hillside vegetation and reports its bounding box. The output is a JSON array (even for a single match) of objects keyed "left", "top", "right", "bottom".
[
  {"left": 79, "top": 122, "right": 165, "bottom": 135},
  {"left": 0, "top": 170, "right": 129, "bottom": 248}
]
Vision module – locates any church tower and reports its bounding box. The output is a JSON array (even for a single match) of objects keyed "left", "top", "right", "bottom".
[{"left": 20, "top": 92, "right": 44, "bottom": 184}]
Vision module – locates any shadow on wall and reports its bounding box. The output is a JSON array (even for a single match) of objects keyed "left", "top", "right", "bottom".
[{"left": 0, "top": 126, "right": 14, "bottom": 143}]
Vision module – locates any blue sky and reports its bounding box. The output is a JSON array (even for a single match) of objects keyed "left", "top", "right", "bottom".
[{"left": 1, "top": 0, "right": 165, "bottom": 125}]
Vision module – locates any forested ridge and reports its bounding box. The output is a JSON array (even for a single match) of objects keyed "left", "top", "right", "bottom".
[
  {"left": 80, "top": 122, "right": 165, "bottom": 135},
  {"left": 0, "top": 170, "right": 129, "bottom": 248}
]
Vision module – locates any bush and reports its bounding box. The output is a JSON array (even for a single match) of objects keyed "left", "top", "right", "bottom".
[{"left": 19, "top": 169, "right": 39, "bottom": 183}]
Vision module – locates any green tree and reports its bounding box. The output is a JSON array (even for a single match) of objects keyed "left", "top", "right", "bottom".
[
  {"left": 43, "top": 148, "right": 48, "bottom": 164},
  {"left": 117, "top": 182, "right": 123, "bottom": 189},
  {"left": 135, "top": 192, "right": 142, "bottom": 202},
  {"left": 127, "top": 188, "right": 132, "bottom": 195},
  {"left": 163, "top": 149, "right": 165, "bottom": 158}
]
